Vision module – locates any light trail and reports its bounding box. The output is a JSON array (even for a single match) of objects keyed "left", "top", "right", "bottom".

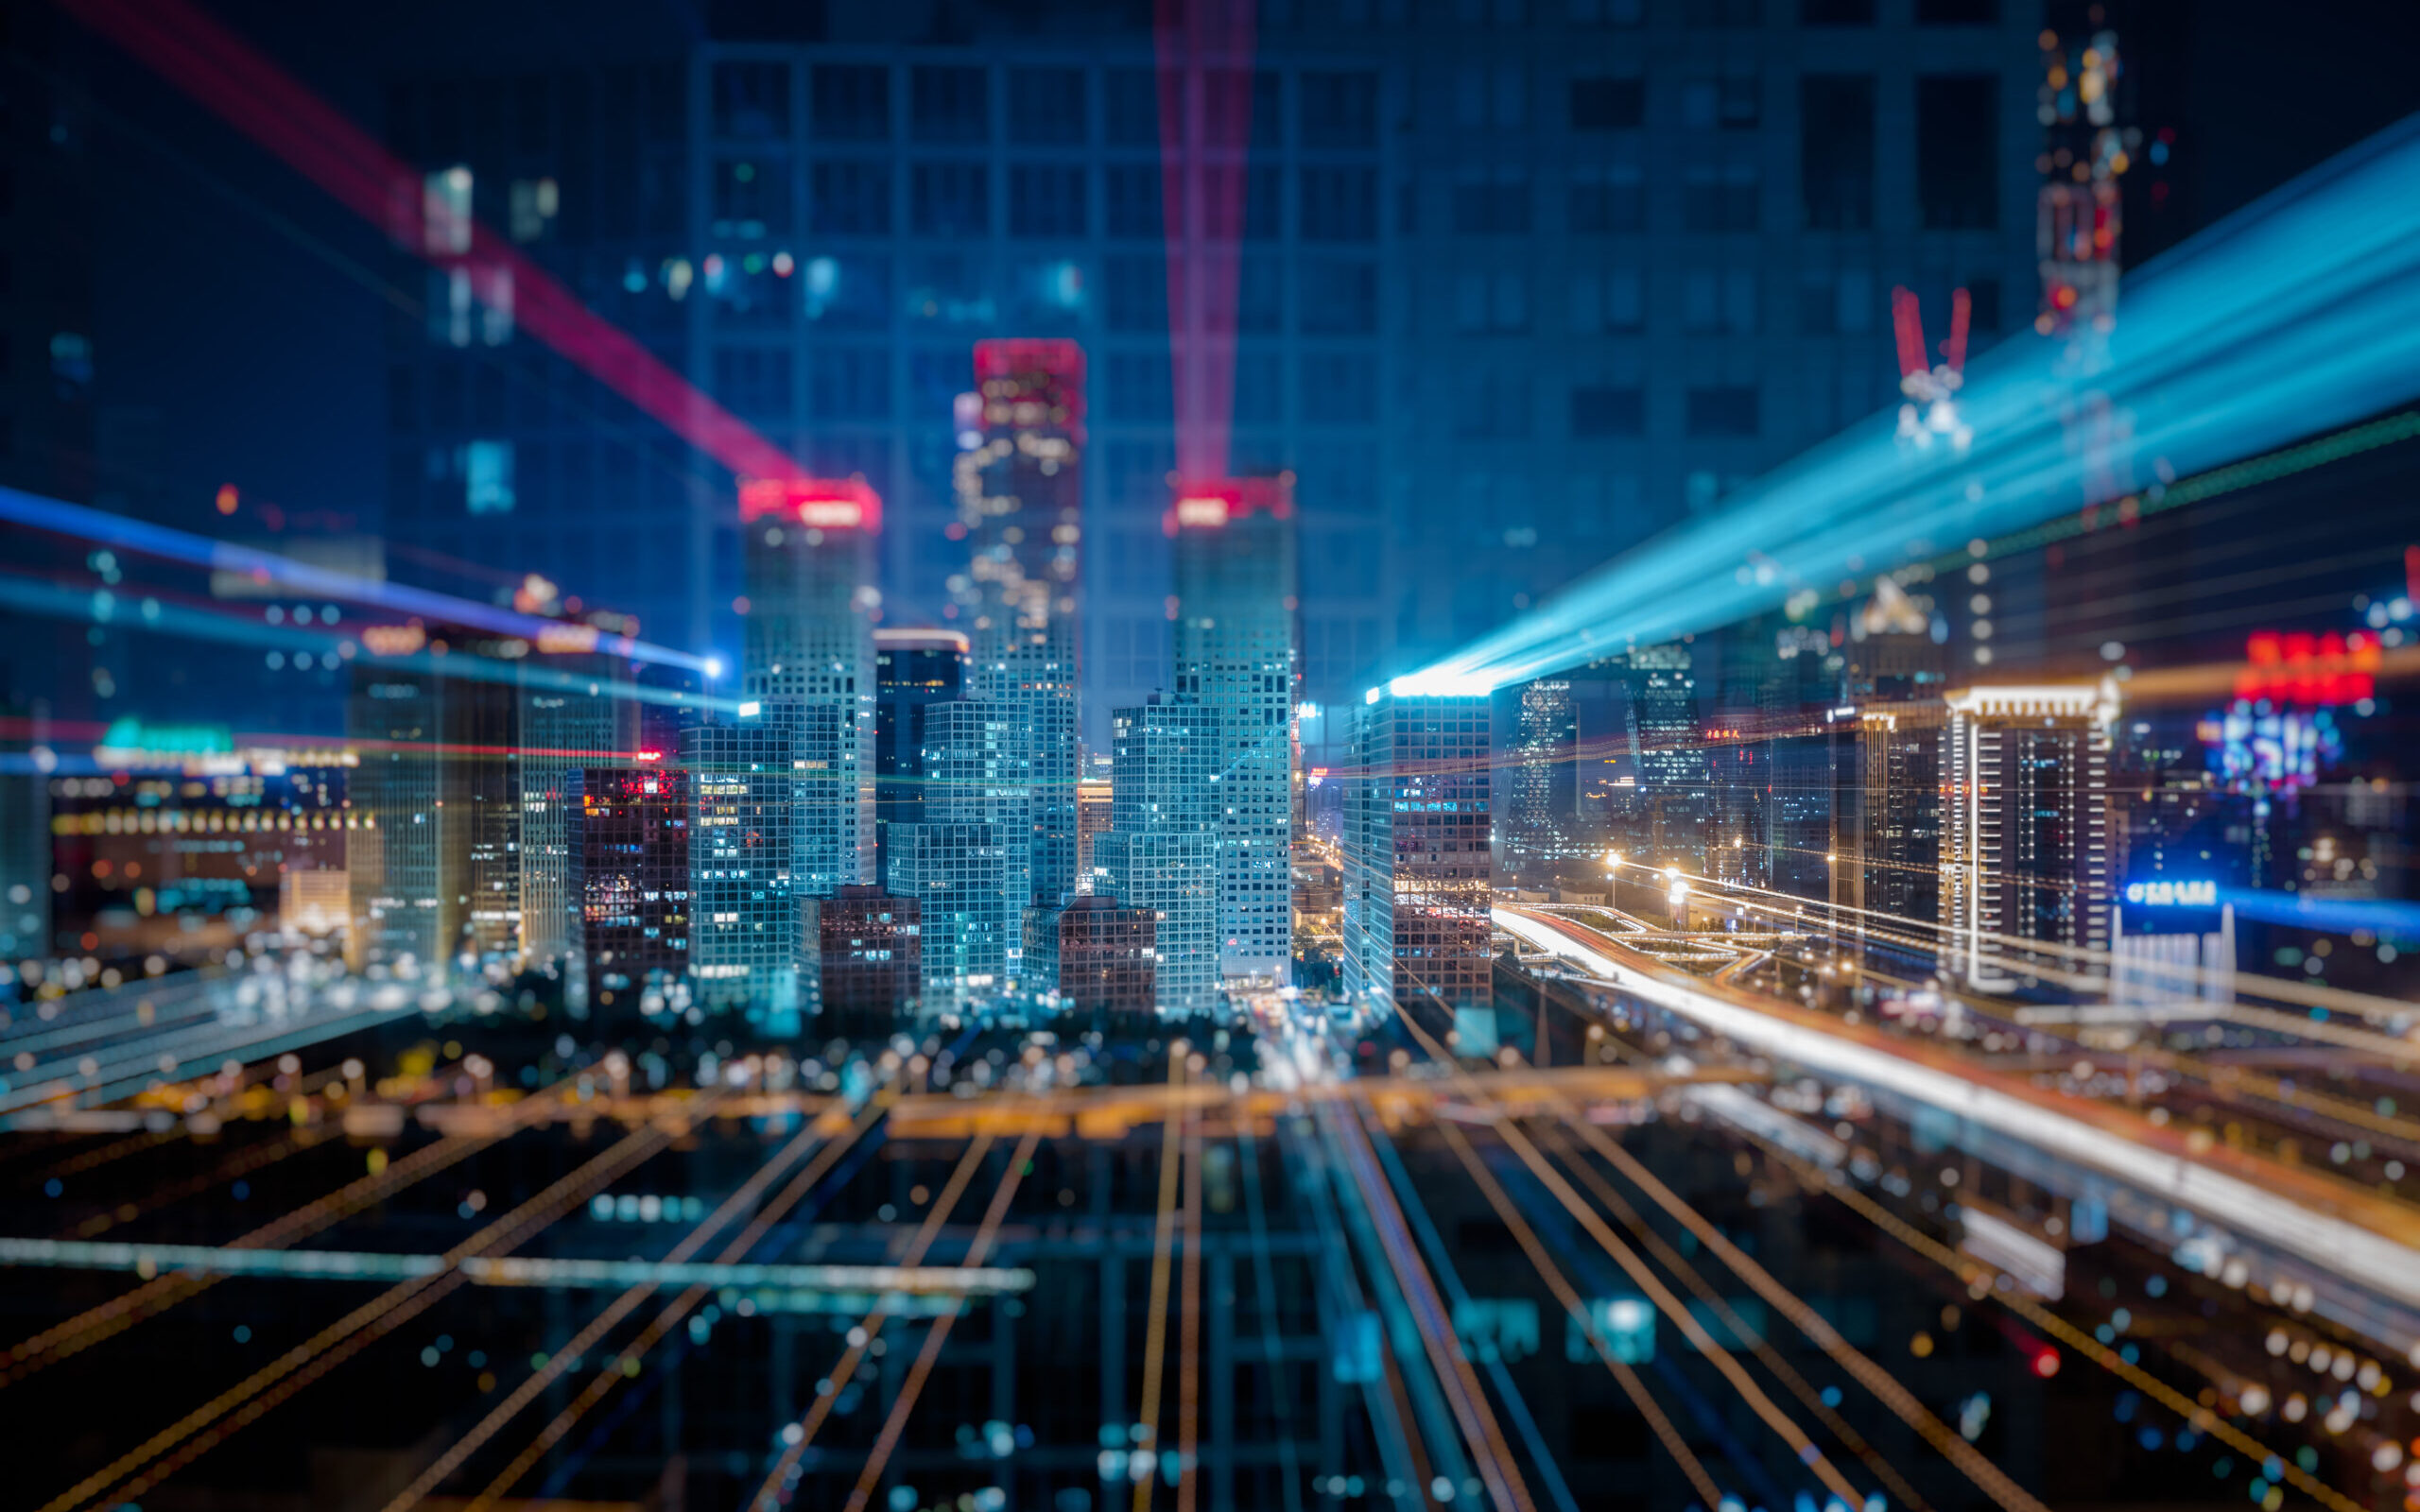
[
  {"left": 60, "top": 0, "right": 804, "bottom": 495},
  {"left": 1412, "top": 112, "right": 2420, "bottom": 690},
  {"left": 838, "top": 1129, "right": 1046, "bottom": 1512},
  {"left": 1233, "top": 1124, "right": 1306, "bottom": 1512},
  {"left": 1538, "top": 1122, "right": 2045, "bottom": 1512},
  {"left": 1732, "top": 1114, "right": 2371, "bottom": 1512},
  {"left": 452, "top": 1100, "right": 899, "bottom": 1511},
  {"left": 0, "top": 486, "right": 713, "bottom": 675},
  {"left": 1427, "top": 1118, "right": 1728, "bottom": 1511},
  {"left": 1382, "top": 990, "right": 1869, "bottom": 1512},
  {"left": 43, "top": 1107, "right": 693, "bottom": 1512},
  {"left": 1497, "top": 906, "right": 2420, "bottom": 1309},
  {"left": 0, "top": 1239, "right": 1028, "bottom": 1296},
  {"left": 0, "top": 1074, "right": 555, "bottom": 1388},
  {"left": 1323, "top": 1097, "right": 1539, "bottom": 1512},
  {"left": 749, "top": 1133, "right": 999, "bottom": 1511},
  {"left": 1521, "top": 1125, "right": 1943, "bottom": 1512},
  {"left": 1132, "top": 1047, "right": 1186, "bottom": 1512},
  {"left": 1177, "top": 1066, "right": 1205, "bottom": 1512},
  {"left": 378, "top": 1106, "right": 865, "bottom": 1512}
]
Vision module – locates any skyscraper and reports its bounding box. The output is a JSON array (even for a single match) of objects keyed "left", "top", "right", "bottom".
[
  {"left": 1341, "top": 689, "right": 1493, "bottom": 1018},
  {"left": 1093, "top": 697, "right": 1219, "bottom": 1016},
  {"left": 885, "top": 821, "right": 1009, "bottom": 1012},
  {"left": 1851, "top": 702, "right": 1945, "bottom": 952},
  {"left": 1624, "top": 644, "right": 1710, "bottom": 872},
  {"left": 1941, "top": 684, "right": 2116, "bottom": 989},
  {"left": 872, "top": 627, "right": 967, "bottom": 885},
  {"left": 683, "top": 704, "right": 799, "bottom": 1018},
  {"left": 1502, "top": 678, "right": 1579, "bottom": 883},
  {"left": 884, "top": 699, "right": 1028, "bottom": 1006},
  {"left": 579, "top": 765, "right": 690, "bottom": 1013},
  {"left": 807, "top": 884, "right": 922, "bottom": 1038},
  {"left": 957, "top": 339, "right": 1084, "bottom": 906},
  {"left": 1169, "top": 475, "right": 1299, "bottom": 985},
  {"left": 740, "top": 477, "right": 879, "bottom": 902}
]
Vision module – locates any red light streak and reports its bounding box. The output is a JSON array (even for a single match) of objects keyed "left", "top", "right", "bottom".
[
  {"left": 1156, "top": 0, "right": 1259, "bottom": 483},
  {"left": 65, "top": 0, "right": 804, "bottom": 490},
  {"left": 1892, "top": 286, "right": 1927, "bottom": 379}
]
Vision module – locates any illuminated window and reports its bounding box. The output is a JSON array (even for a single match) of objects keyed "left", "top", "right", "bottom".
[
  {"left": 463, "top": 440, "right": 515, "bottom": 516},
  {"left": 422, "top": 165, "right": 472, "bottom": 256}
]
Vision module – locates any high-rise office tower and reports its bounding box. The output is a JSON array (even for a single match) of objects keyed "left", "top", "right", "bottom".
[
  {"left": 885, "top": 699, "right": 1027, "bottom": 1005},
  {"left": 1041, "top": 895, "right": 1157, "bottom": 1018},
  {"left": 579, "top": 765, "right": 691, "bottom": 1008},
  {"left": 1851, "top": 703, "right": 1945, "bottom": 950},
  {"left": 1941, "top": 684, "right": 2115, "bottom": 989},
  {"left": 1625, "top": 644, "right": 1710, "bottom": 871},
  {"left": 1075, "top": 774, "right": 1113, "bottom": 881},
  {"left": 520, "top": 629, "right": 636, "bottom": 979},
  {"left": 1093, "top": 697, "right": 1219, "bottom": 1016},
  {"left": 344, "top": 626, "right": 518, "bottom": 975},
  {"left": 807, "top": 884, "right": 922, "bottom": 1037},
  {"left": 683, "top": 704, "right": 800, "bottom": 1018},
  {"left": 1341, "top": 689, "right": 1493, "bottom": 1017},
  {"left": 740, "top": 478, "right": 879, "bottom": 902},
  {"left": 872, "top": 627, "right": 967, "bottom": 885},
  {"left": 885, "top": 821, "right": 1009, "bottom": 1011},
  {"left": 956, "top": 339, "right": 1083, "bottom": 906},
  {"left": 1502, "top": 678, "right": 1579, "bottom": 883},
  {"left": 1169, "top": 476, "right": 1299, "bottom": 985}
]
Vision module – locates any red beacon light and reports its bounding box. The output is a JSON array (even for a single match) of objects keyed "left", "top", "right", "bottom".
[
  {"left": 1165, "top": 474, "right": 1295, "bottom": 536},
  {"left": 738, "top": 476, "right": 882, "bottom": 533}
]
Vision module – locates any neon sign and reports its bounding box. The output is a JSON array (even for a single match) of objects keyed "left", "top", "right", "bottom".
[
  {"left": 2123, "top": 880, "right": 2217, "bottom": 907},
  {"left": 737, "top": 476, "right": 882, "bottom": 532}
]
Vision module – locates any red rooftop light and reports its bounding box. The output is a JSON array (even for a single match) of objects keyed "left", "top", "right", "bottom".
[{"left": 738, "top": 477, "right": 883, "bottom": 534}]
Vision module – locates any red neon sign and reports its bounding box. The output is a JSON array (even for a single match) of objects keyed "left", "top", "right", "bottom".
[{"left": 2233, "top": 629, "right": 2378, "bottom": 707}]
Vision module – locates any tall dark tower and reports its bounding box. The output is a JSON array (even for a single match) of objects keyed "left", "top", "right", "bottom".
[{"left": 956, "top": 339, "right": 1084, "bottom": 906}]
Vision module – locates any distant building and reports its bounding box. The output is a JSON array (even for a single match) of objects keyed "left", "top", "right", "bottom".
[
  {"left": 1048, "top": 894, "right": 1156, "bottom": 1018},
  {"left": 1624, "top": 644, "right": 1710, "bottom": 872},
  {"left": 1502, "top": 679, "right": 1579, "bottom": 882},
  {"left": 809, "top": 884, "right": 921, "bottom": 1036},
  {"left": 1341, "top": 689, "right": 1493, "bottom": 1018},
  {"left": 51, "top": 760, "right": 348, "bottom": 961},
  {"left": 919, "top": 700, "right": 1034, "bottom": 965},
  {"left": 579, "top": 765, "right": 690, "bottom": 1007},
  {"left": 1849, "top": 702, "right": 1945, "bottom": 950},
  {"left": 885, "top": 821, "right": 1010, "bottom": 1011},
  {"left": 683, "top": 706, "right": 800, "bottom": 1018},
  {"left": 1093, "top": 697, "right": 1220, "bottom": 1015},
  {"left": 742, "top": 477, "right": 880, "bottom": 901},
  {"left": 1170, "top": 476, "right": 1299, "bottom": 985},
  {"left": 1941, "top": 684, "right": 2115, "bottom": 989},
  {"left": 1075, "top": 775, "right": 1113, "bottom": 881},
  {"left": 873, "top": 627, "right": 967, "bottom": 885},
  {"left": 959, "top": 339, "right": 1084, "bottom": 905}
]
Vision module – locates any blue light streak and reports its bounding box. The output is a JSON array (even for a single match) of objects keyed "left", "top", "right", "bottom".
[
  {"left": 1421, "top": 112, "right": 2420, "bottom": 688},
  {"left": 0, "top": 483, "right": 716, "bottom": 673}
]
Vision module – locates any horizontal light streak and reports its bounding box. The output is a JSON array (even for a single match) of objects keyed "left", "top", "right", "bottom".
[
  {"left": 0, "top": 1237, "right": 1034, "bottom": 1295},
  {"left": 1495, "top": 906, "right": 2420, "bottom": 1310},
  {"left": 1422, "top": 115, "right": 2420, "bottom": 688}
]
